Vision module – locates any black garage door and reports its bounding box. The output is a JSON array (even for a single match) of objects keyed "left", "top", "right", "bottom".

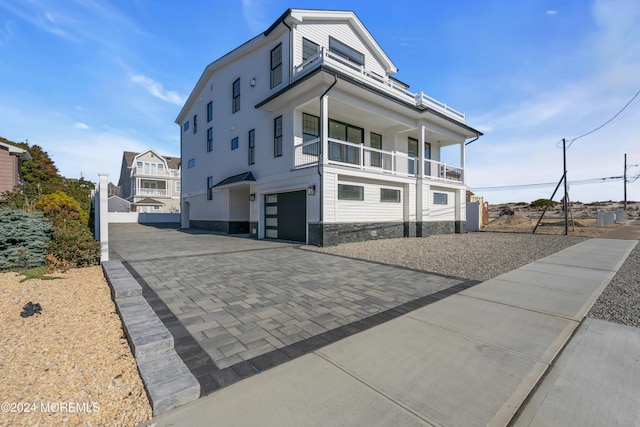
[{"left": 264, "top": 190, "right": 306, "bottom": 242}]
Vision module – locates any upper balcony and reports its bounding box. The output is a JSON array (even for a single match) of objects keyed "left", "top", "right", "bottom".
[
  {"left": 131, "top": 166, "right": 180, "bottom": 178},
  {"left": 294, "top": 138, "right": 463, "bottom": 184},
  {"left": 292, "top": 47, "right": 466, "bottom": 123}
]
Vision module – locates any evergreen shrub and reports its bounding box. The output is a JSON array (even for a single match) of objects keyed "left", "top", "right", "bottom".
[{"left": 0, "top": 208, "right": 52, "bottom": 270}]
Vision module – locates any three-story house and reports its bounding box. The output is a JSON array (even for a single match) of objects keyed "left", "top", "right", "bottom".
[{"left": 177, "top": 9, "right": 481, "bottom": 245}]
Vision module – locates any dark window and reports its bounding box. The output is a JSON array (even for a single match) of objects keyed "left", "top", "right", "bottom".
[
  {"left": 370, "top": 132, "right": 382, "bottom": 167},
  {"left": 328, "top": 119, "right": 364, "bottom": 165},
  {"left": 424, "top": 141, "right": 432, "bottom": 175},
  {"left": 231, "top": 137, "right": 239, "bottom": 150},
  {"left": 381, "top": 188, "right": 400, "bottom": 203},
  {"left": 274, "top": 116, "right": 282, "bottom": 157},
  {"left": 187, "top": 158, "right": 195, "bottom": 168},
  {"left": 207, "top": 102, "right": 213, "bottom": 122},
  {"left": 183, "top": 121, "right": 189, "bottom": 132},
  {"left": 434, "top": 192, "right": 448, "bottom": 205},
  {"left": 329, "top": 119, "right": 363, "bottom": 143},
  {"left": 207, "top": 176, "right": 213, "bottom": 200},
  {"left": 270, "top": 44, "right": 282, "bottom": 88},
  {"left": 248, "top": 129, "right": 255, "bottom": 165},
  {"left": 302, "top": 38, "right": 320, "bottom": 61},
  {"left": 193, "top": 114, "right": 197, "bottom": 133},
  {"left": 207, "top": 127, "right": 213, "bottom": 152},
  {"left": 338, "top": 184, "right": 364, "bottom": 201},
  {"left": 232, "top": 78, "right": 240, "bottom": 113},
  {"left": 408, "top": 137, "right": 418, "bottom": 175},
  {"left": 302, "top": 113, "right": 320, "bottom": 156},
  {"left": 329, "top": 37, "right": 364, "bottom": 66}
]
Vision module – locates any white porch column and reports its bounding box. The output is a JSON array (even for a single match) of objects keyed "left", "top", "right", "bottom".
[
  {"left": 416, "top": 125, "right": 425, "bottom": 224},
  {"left": 98, "top": 173, "right": 109, "bottom": 262},
  {"left": 460, "top": 140, "right": 466, "bottom": 184},
  {"left": 320, "top": 95, "right": 329, "bottom": 164},
  {"left": 418, "top": 125, "right": 426, "bottom": 179}
]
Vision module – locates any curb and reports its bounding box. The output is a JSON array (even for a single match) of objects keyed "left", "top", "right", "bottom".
[{"left": 102, "top": 261, "right": 200, "bottom": 415}]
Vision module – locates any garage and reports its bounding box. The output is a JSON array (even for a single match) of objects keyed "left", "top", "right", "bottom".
[{"left": 264, "top": 190, "right": 307, "bottom": 242}]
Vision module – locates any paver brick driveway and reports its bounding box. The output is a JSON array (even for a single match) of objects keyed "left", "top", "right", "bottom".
[{"left": 109, "top": 224, "right": 477, "bottom": 394}]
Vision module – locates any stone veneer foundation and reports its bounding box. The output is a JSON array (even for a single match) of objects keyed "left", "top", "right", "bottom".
[{"left": 308, "top": 221, "right": 466, "bottom": 246}]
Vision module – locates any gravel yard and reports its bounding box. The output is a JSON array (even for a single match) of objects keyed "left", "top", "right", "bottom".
[
  {"left": 0, "top": 266, "right": 151, "bottom": 427},
  {"left": 310, "top": 232, "right": 640, "bottom": 328},
  {"left": 589, "top": 242, "right": 640, "bottom": 327},
  {"left": 307, "top": 233, "right": 588, "bottom": 281}
]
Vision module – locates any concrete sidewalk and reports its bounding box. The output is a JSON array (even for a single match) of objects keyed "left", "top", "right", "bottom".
[{"left": 140, "top": 238, "right": 637, "bottom": 427}]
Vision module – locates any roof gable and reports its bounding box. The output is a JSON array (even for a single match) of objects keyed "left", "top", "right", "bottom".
[
  {"left": 176, "top": 8, "right": 397, "bottom": 124},
  {"left": 287, "top": 9, "right": 397, "bottom": 75}
]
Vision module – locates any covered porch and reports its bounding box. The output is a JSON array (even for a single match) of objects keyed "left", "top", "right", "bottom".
[{"left": 291, "top": 89, "right": 468, "bottom": 184}]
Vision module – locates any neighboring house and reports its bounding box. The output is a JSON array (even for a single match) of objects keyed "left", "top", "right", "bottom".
[
  {"left": 117, "top": 149, "right": 181, "bottom": 213},
  {"left": 108, "top": 195, "right": 131, "bottom": 212},
  {"left": 0, "top": 141, "right": 31, "bottom": 196},
  {"left": 176, "top": 9, "right": 482, "bottom": 245},
  {"left": 108, "top": 182, "right": 120, "bottom": 198}
]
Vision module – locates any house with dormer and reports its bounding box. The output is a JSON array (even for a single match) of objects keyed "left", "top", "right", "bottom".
[
  {"left": 176, "top": 9, "right": 481, "bottom": 245},
  {"left": 117, "top": 149, "right": 181, "bottom": 213}
]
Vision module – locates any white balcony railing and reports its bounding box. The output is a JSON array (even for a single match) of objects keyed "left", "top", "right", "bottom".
[
  {"left": 132, "top": 167, "right": 180, "bottom": 178},
  {"left": 424, "top": 159, "right": 464, "bottom": 183},
  {"left": 293, "top": 48, "right": 465, "bottom": 122},
  {"left": 294, "top": 138, "right": 463, "bottom": 183},
  {"left": 136, "top": 188, "right": 169, "bottom": 197}
]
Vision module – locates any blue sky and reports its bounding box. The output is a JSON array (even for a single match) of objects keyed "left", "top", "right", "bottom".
[{"left": 1, "top": 0, "right": 638, "bottom": 204}]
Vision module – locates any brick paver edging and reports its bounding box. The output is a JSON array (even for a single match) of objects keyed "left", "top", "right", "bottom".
[
  {"left": 102, "top": 261, "right": 200, "bottom": 415},
  {"left": 119, "top": 260, "right": 480, "bottom": 396}
]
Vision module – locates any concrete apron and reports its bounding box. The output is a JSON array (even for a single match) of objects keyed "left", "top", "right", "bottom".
[{"left": 140, "top": 238, "right": 637, "bottom": 427}]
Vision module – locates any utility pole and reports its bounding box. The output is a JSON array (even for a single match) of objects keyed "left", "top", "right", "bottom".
[
  {"left": 563, "top": 138, "right": 568, "bottom": 236},
  {"left": 624, "top": 153, "right": 627, "bottom": 212}
]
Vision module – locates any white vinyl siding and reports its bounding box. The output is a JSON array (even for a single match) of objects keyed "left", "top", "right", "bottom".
[
  {"left": 430, "top": 187, "right": 455, "bottom": 220},
  {"left": 294, "top": 22, "right": 387, "bottom": 78},
  {"left": 335, "top": 178, "right": 403, "bottom": 222}
]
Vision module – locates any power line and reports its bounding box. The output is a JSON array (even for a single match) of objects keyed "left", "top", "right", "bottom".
[
  {"left": 556, "top": 88, "right": 640, "bottom": 149},
  {"left": 471, "top": 175, "right": 624, "bottom": 192}
]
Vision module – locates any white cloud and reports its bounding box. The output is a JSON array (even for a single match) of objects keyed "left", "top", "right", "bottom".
[
  {"left": 74, "top": 122, "right": 89, "bottom": 129},
  {"left": 130, "top": 74, "right": 185, "bottom": 106},
  {"left": 546, "top": 10, "right": 558, "bottom": 16}
]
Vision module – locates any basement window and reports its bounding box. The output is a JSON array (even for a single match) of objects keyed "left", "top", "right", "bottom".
[{"left": 338, "top": 184, "right": 364, "bottom": 201}]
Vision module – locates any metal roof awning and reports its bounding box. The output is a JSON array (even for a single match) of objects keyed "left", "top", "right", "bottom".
[{"left": 213, "top": 171, "right": 256, "bottom": 188}]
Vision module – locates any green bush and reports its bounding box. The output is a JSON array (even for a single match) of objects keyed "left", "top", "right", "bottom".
[
  {"left": 0, "top": 208, "right": 52, "bottom": 270},
  {"left": 530, "top": 199, "right": 558, "bottom": 209},
  {"left": 46, "top": 220, "right": 100, "bottom": 269}
]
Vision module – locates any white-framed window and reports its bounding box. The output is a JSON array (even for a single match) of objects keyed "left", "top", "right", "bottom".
[
  {"left": 274, "top": 116, "right": 282, "bottom": 157},
  {"left": 434, "top": 192, "right": 448, "bottom": 205},
  {"left": 232, "top": 78, "right": 240, "bottom": 113},
  {"left": 338, "top": 184, "right": 364, "bottom": 201},
  {"left": 207, "top": 127, "right": 213, "bottom": 152},
  {"left": 207, "top": 101, "right": 213, "bottom": 122},
  {"left": 270, "top": 43, "right": 282, "bottom": 88},
  {"left": 207, "top": 176, "right": 213, "bottom": 200},
  {"left": 248, "top": 129, "right": 255, "bottom": 165},
  {"left": 381, "top": 188, "right": 400, "bottom": 203},
  {"left": 175, "top": 181, "right": 181, "bottom": 193},
  {"left": 329, "top": 37, "right": 364, "bottom": 66},
  {"left": 303, "top": 38, "right": 320, "bottom": 61}
]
